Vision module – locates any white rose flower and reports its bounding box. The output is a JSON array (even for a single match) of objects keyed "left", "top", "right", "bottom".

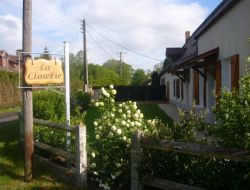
[
  {"left": 91, "top": 152, "right": 95, "bottom": 158},
  {"left": 99, "top": 102, "right": 104, "bottom": 106},
  {"left": 127, "top": 114, "right": 131, "bottom": 118},
  {"left": 136, "top": 110, "right": 141, "bottom": 114},
  {"left": 115, "top": 163, "right": 121, "bottom": 168},
  {"left": 122, "top": 136, "right": 127, "bottom": 141},
  {"left": 93, "top": 171, "right": 98, "bottom": 176},
  {"left": 122, "top": 114, "right": 126, "bottom": 119},
  {"left": 140, "top": 113, "right": 144, "bottom": 118},
  {"left": 91, "top": 163, "right": 96, "bottom": 168},
  {"left": 134, "top": 113, "right": 139, "bottom": 119},
  {"left": 111, "top": 89, "right": 117, "bottom": 95},
  {"left": 127, "top": 110, "right": 131, "bottom": 114},
  {"left": 93, "top": 121, "right": 98, "bottom": 127},
  {"left": 118, "top": 109, "right": 122, "bottom": 113},
  {"left": 94, "top": 102, "right": 99, "bottom": 107},
  {"left": 110, "top": 84, "right": 114, "bottom": 89},
  {"left": 118, "top": 104, "right": 122, "bottom": 107},
  {"left": 108, "top": 132, "right": 113, "bottom": 138},
  {"left": 95, "top": 134, "right": 100, "bottom": 140},
  {"left": 135, "top": 121, "right": 141, "bottom": 127},
  {"left": 111, "top": 125, "right": 116, "bottom": 131},
  {"left": 130, "top": 122, "right": 135, "bottom": 127},
  {"left": 121, "top": 120, "right": 126, "bottom": 125},
  {"left": 116, "top": 128, "right": 122, "bottom": 135},
  {"left": 111, "top": 99, "right": 115, "bottom": 103},
  {"left": 126, "top": 124, "right": 129, "bottom": 127}
]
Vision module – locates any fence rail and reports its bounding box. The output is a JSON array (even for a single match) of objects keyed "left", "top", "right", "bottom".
[
  {"left": 131, "top": 131, "right": 250, "bottom": 190},
  {"left": 19, "top": 113, "right": 87, "bottom": 188}
]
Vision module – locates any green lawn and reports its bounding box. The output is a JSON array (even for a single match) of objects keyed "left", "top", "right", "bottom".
[
  {"left": 137, "top": 104, "right": 173, "bottom": 126},
  {"left": 0, "top": 120, "right": 81, "bottom": 190}
]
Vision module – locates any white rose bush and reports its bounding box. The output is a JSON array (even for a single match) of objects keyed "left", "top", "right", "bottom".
[{"left": 89, "top": 85, "right": 169, "bottom": 189}]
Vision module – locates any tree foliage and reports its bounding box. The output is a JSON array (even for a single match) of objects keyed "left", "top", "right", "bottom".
[
  {"left": 131, "top": 69, "right": 148, "bottom": 86},
  {"left": 39, "top": 46, "right": 52, "bottom": 60},
  {"left": 103, "top": 59, "right": 133, "bottom": 85}
]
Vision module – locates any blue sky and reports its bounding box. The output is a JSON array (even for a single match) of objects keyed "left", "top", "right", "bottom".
[{"left": 0, "top": 0, "right": 222, "bottom": 70}]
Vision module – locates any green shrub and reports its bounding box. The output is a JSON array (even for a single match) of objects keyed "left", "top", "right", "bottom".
[
  {"left": 33, "top": 90, "right": 65, "bottom": 121},
  {"left": 33, "top": 90, "right": 85, "bottom": 150},
  {"left": 210, "top": 61, "right": 250, "bottom": 149},
  {"left": 89, "top": 85, "right": 169, "bottom": 189},
  {"left": 71, "top": 90, "right": 91, "bottom": 114}
]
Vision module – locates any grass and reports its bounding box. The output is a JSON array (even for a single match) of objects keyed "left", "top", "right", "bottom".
[
  {"left": 0, "top": 107, "right": 20, "bottom": 114},
  {"left": 0, "top": 120, "right": 82, "bottom": 190},
  {"left": 137, "top": 104, "right": 173, "bottom": 126}
]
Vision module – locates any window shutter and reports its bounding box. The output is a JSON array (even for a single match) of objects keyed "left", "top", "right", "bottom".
[
  {"left": 215, "top": 61, "right": 221, "bottom": 101},
  {"left": 193, "top": 70, "right": 199, "bottom": 104},
  {"left": 181, "top": 81, "right": 184, "bottom": 100},
  {"left": 231, "top": 54, "right": 239, "bottom": 91},
  {"left": 173, "top": 80, "right": 176, "bottom": 97}
]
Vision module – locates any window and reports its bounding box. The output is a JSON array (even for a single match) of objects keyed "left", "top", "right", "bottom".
[
  {"left": 193, "top": 70, "right": 199, "bottom": 104},
  {"left": 231, "top": 54, "right": 239, "bottom": 91},
  {"left": 161, "top": 77, "right": 165, "bottom": 85},
  {"left": 176, "top": 79, "right": 180, "bottom": 99}
]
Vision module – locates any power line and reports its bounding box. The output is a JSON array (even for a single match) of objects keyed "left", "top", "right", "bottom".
[
  {"left": 86, "top": 30, "right": 114, "bottom": 59},
  {"left": 86, "top": 23, "right": 163, "bottom": 62}
]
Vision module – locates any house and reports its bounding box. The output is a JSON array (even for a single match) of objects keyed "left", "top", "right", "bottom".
[
  {"left": 0, "top": 50, "right": 19, "bottom": 72},
  {"left": 160, "top": 0, "right": 250, "bottom": 122},
  {"left": 0, "top": 50, "right": 9, "bottom": 68}
]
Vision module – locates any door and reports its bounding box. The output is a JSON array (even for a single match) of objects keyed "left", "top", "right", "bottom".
[{"left": 166, "top": 81, "right": 170, "bottom": 103}]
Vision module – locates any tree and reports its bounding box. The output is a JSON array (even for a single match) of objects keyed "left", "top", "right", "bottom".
[
  {"left": 88, "top": 64, "right": 124, "bottom": 86},
  {"left": 39, "top": 46, "right": 51, "bottom": 60},
  {"left": 163, "top": 57, "right": 172, "bottom": 68},
  {"left": 151, "top": 71, "right": 160, "bottom": 86},
  {"left": 103, "top": 59, "right": 133, "bottom": 85},
  {"left": 131, "top": 69, "right": 148, "bottom": 85}
]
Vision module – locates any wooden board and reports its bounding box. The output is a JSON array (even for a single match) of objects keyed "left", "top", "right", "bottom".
[
  {"left": 144, "top": 177, "right": 205, "bottom": 190},
  {"left": 25, "top": 58, "right": 64, "bottom": 85}
]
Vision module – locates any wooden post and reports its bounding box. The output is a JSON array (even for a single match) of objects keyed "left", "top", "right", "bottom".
[
  {"left": 75, "top": 123, "right": 87, "bottom": 188},
  {"left": 82, "top": 19, "right": 88, "bottom": 92},
  {"left": 131, "top": 131, "right": 142, "bottom": 190},
  {"left": 23, "top": 0, "right": 34, "bottom": 182}
]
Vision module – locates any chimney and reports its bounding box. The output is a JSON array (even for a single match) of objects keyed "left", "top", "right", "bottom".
[{"left": 185, "top": 31, "right": 190, "bottom": 42}]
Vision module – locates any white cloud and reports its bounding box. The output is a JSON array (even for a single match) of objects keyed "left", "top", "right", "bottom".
[
  {"left": 0, "top": 14, "right": 22, "bottom": 53},
  {"left": 1, "top": 0, "right": 209, "bottom": 70}
]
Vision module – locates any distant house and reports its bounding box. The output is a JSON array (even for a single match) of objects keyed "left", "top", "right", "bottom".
[
  {"left": 0, "top": 50, "right": 9, "bottom": 68},
  {"left": 160, "top": 0, "right": 250, "bottom": 122},
  {"left": 0, "top": 50, "right": 19, "bottom": 72}
]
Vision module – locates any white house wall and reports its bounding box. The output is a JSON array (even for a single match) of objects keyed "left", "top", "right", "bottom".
[
  {"left": 198, "top": 0, "right": 250, "bottom": 78},
  {"left": 161, "top": 72, "right": 190, "bottom": 110}
]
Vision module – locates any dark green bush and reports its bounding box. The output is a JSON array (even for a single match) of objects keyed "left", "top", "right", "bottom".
[
  {"left": 33, "top": 90, "right": 65, "bottom": 121},
  {"left": 71, "top": 90, "right": 91, "bottom": 114}
]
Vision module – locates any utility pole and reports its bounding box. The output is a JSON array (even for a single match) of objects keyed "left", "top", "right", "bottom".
[
  {"left": 81, "top": 19, "right": 88, "bottom": 92},
  {"left": 117, "top": 51, "right": 125, "bottom": 78},
  {"left": 22, "top": 0, "right": 34, "bottom": 182}
]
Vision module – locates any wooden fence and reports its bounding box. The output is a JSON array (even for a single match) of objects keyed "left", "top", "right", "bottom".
[
  {"left": 19, "top": 114, "right": 87, "bottom": 188},
  {"left": 131, "top": 131, "right": 250, "bottom": 190}
]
